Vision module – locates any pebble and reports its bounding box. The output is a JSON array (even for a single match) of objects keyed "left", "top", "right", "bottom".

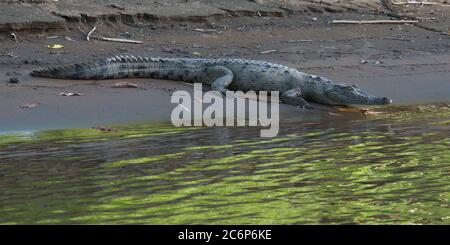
[{"left": 9, "top": 77, "right": 19, "bottom": 84}]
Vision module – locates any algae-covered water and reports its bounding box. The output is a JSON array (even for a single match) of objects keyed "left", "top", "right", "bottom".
[{"left": 0, "top": 105, "right": 450, "bottom": 224}]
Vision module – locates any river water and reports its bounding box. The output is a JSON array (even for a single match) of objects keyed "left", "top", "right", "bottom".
[{"left": 0, "top": 105, "right": 449, "bottom": 224}]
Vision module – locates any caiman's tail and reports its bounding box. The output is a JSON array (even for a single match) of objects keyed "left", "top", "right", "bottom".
[
  {"left": 31, "top": 55, "right": 170, "bottom": 80},
  {"left": 31, "top": 62, "right": 100, "bottom": 79}
]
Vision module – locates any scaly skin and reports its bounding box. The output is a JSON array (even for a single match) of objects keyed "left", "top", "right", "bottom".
[{"left": 31, "top": 55, "right": 392, "bottom": 109}]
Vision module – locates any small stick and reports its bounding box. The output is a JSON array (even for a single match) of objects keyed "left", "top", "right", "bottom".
[
  {"left": 97, "top": 37, "right": 143, "bottom": 44},
  {"left": 332, "top": 20, "right": 419, "bottom": 24},
  {"left": 193, "top": 28, "right": 218, "bottom": 33},
  {"left": 378, "top": 36, "right": 411, "bottom": 41},
  {"left": 392, "top": 1, "right": 450, "bottom": 6},
  {"left": 86, "top": 26, "right": 97, "bottom": 41},
  {"left": 79, "top": 26, "right": 142, "bottom": 44},
  {"left": 260, "top": 49, "right": 277, "bottom": 54},
  {"left": 415, "top": 17, "right": 437, "bottom": 20},
  {"left": 287, "top": 39, "right": 313, "bottom": 43}
]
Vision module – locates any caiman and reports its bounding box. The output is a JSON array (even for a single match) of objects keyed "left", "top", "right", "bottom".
[{"left": 31, "top": 55, "right": 392, "bottom": 109}]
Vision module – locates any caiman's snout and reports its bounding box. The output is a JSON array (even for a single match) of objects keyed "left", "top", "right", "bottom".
[
  {"left": 326, "top": 83, "right": 393, "bottom": 106},
  {"left": 381, "top": 97, "right": 393, "bottom": 105}
]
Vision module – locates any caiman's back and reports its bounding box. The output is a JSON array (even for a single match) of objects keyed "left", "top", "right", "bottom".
[
  {"left": 212, "top": 58, "right": 297, "bottom": 92},
  {"left": 31, "top": 55, "right": 298, "bottom": 93}
]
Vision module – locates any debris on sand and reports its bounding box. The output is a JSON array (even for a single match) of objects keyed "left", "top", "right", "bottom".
[
  {"left": 79, "top": 26, "right": 143, "bottom": 44},
  {"left": 8, "top": 77, "right": 19, "bottom": 84},
  {"left": 119, "top": 32, "right": 132, "bottom": 39},
  {"left": 20, "top": 102, "right": 39, "bottom": 109},
  {"left": 65, "top": 36, "right": 76, "bottom": 42},
  {"left": 392, "top": 1, "right": 450, "bottom": 7},
  {"left": 194, "top": 28, "right": 219, "bottom": 33},
  {"left": 334, "top": 106, "right": 364, "bottom": 113},
  {"left": 10, "top": 33, "right": 17, "bottom": 41},
  {"left": 46, "top": 44, "right": 64, "bottom": 49},
  {"left": 92, "top": 125, "right": 117, "bottom": 132},
  {"left": 0, "top": 52, "right": 14, "bottom": 57},
  {"left": 97, "top": 37, "right": 143, "bottom": 44},
  {"left": 361, "top": 109, "right": 384, "bottom": 116},
  {"left": 108, "top": 3, "right": 125, "bottom": 10},
  {"left": 287, "top": 39, "right": 313, "bottom": 43},
  {"left": 112, "top": 82, "right": 139, "bottom": 88},
  {"left": 332, "top": 20, "right": 419, "bottom": 24},
  {"left": 86, "top": 26, "right": 97, "bottom": 41},
  {"left": 328, "top": 112, "right": 344, "bottom": 116},
  {"left": 59, "top": 92, "right": 84, "bottom": 96},
  {"left": 260, "top": 49, "right": 277, "bottom": 54}
]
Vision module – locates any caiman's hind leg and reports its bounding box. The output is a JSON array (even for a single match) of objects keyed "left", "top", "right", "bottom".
[
  {"left": 206, "top": 66, "right": 234, "bottom": 94},
  {"left": 281, "top": 88, "right": 314, "bottom": 110}
]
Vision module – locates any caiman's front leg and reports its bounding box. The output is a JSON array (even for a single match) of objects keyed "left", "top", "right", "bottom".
[
  {"left": 206, "top": 66, "right": 234, "bottom": 94},
  {"left": 281, "top": 88, "right": 314, "bottom": 110}
]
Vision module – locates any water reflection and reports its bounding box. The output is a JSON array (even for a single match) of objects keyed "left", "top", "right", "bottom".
[{"left": 0, "top": 106, "right": 449, "bottom": 224}]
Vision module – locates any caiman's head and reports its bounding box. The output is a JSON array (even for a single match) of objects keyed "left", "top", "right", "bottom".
[{"left": 324, "top": 84, "right": 392, "bottom": 105}]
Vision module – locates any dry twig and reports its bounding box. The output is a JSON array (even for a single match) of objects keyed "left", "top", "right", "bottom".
[
  {"left": 332, "top": 20, "right": 419, "bottom": 24},
  {"left": 392, "top": 1, "right": 450, "bottom": 7},
  {"left": 86, "top": 26, "right": 97, "bottom": 41}
]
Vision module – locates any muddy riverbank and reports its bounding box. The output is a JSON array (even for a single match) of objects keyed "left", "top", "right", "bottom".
[{"left": 0, "top": 2, "right": 449, "bottom": 132}]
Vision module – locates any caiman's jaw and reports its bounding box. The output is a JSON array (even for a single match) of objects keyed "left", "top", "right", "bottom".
[{"left": 325, "top": 84, "right": 392, "bottom": 105}]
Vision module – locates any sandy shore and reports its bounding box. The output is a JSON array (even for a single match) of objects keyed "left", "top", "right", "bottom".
[{"left": 0, "top": 2, "right": 449, "bottom": 132}]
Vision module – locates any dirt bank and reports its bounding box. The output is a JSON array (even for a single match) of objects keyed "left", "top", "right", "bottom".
[{"left": 1, "top": 0, "right": 449, "bottom": 32}]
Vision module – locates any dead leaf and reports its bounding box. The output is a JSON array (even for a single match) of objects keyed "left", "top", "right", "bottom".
[
  {"left": 361, "top": 109, "right": 383, "bottom": 116},
  {"left": 334, "top": 106, "right": 365, "bottom": 113},
  {"left": 47, "top": 44, "right": 64, "bottom": 49},
  {"left": 112, "top": 82, "right": 138, "bottom": 88}
]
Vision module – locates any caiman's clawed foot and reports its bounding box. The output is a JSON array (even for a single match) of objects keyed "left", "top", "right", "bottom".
[{"left": 281, "top": 88, "right": 314, "bottom": 110}]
